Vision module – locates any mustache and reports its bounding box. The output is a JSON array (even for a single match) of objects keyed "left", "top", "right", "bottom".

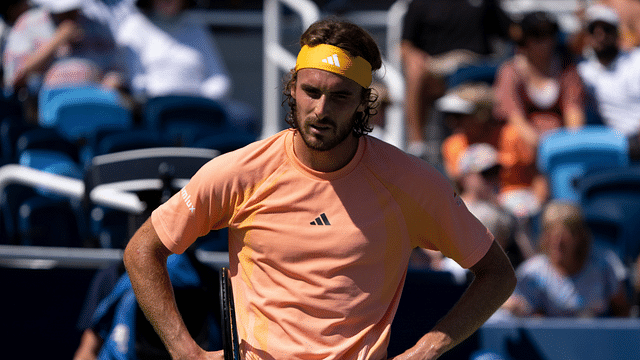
[{"left": 308, "top": 116, "right": 336, "bottom": 127}]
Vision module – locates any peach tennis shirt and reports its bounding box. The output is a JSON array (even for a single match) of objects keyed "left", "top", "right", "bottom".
[{"left": 151, "top": 129, "right": 493, "bottom": 360}]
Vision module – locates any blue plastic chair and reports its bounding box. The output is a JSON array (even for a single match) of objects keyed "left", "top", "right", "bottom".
[
  {"left": 39, "top": 85, "right": 120, "bottom": 128},
  {"left": 193, "top": 130, "right": 257, "bottom": 154},
  {"left": 17, "top": 196, "right": 82, "bottom": 247},
  {"left": 19, "top": 149, "right": 83, "bottom": 179},
  {"left": 143, "top": 95, "right": 227, "bottom": 146},
  {"left": 578, "top": 166, "right": 640, "bottom": 265},
  {"left": 537, "top": 126, "right": 629, "bottom": 202},
  {"left": 15, "top": 127, "right": 80, "bottom": 163}
]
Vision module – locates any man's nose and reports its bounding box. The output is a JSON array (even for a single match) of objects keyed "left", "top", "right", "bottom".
[{"left": 313, "top": 95, "right": 330, "bottom": 119}]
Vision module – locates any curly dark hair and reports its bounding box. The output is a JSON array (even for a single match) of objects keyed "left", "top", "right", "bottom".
[{"left": 282, "top": 18, "right": 383, "bottom": 137}]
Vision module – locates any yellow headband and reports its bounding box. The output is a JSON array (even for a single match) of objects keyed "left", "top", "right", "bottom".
[{"left": 295, "top": 44, "right": 373, "bottom": 88}]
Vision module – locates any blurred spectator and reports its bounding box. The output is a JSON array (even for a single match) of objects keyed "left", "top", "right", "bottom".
[
  {"left": 436, "top": 82, "right": 504, "bottom": 180},
  {"left": 493, "top": 11, "right": 586, "bottom": 216},
  {"left": 400, "top": 0, "right": 514, "bottom": 163},
  {"left": 3, "top": 0, "right": 124, "bottom": 93},
  {"left": 577, "top": 4, "right": 640, "bottom": 159},
  {"left": 570, "top": 0, "right": 640, "bottom": 54},
  {"left": 456, "top": 143, "right": 531, "bottom": 268},
  {"left": 82, "top": 0, "right": 137, "bottom": 34},
  {"left": 115, "top": 0, "right": 232, "bottom": 102},
  {"left": 501, "top": 201, "right": 630, "bottom": 318},
  {"left": 0, "top": 0, "right": 30, "bottom": 88}
]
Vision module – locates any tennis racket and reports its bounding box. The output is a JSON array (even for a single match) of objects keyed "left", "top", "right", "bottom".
[{"left": 220, "top": 267, "right": 241, "bottom": 360}]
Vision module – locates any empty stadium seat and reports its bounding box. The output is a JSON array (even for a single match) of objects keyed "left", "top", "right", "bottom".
[
  {"left": 38, "top": 85, "right": 121, "bottom": 128},
  {"left": 17, "top": 196, "right": 82, "bottom": 247},
  {"left": 1, "top": 116, "right": 37, "bottom": 164},
  {"left": 193, "top": 130, "right": 257, "bottom": 154},
  {"left": 15, "top": 127, "right": 80, "bottom": 163},
  {"left": 578, "top": 166, "right": 640, "bottom": 265},
  {"left": 142, "top": 95, "right": 228, "bottom": 146},
  {"left": 538, "top": 126, "right": 629, "bottom": 202},
  {"left": 0, "top": 184, "right": 38, "bottom": 244},
  {"left": 84, "top": 147, "right": 219, "bottom": 247}
]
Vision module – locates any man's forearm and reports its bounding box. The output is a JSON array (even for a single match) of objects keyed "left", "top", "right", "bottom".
[
  {"left": 123, "top": 219, "right": 202, "bottom": 358},
  {"left": 394, "top": 242, "right": 516, "bottom": 360}
]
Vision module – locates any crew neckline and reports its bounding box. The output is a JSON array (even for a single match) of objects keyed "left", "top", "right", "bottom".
[{"left": 284, "top": 129, "right": 366, "bottom": 181}]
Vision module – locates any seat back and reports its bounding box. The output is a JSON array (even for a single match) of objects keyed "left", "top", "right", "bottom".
[
  {"left": 578, "top": 166, "right": 640, "bottom": 264},
  {"left": 143, "top": 95, "right": 227, "bottom": 146},
  {"left": 55, "top": 102, "right": 133, "bottom": 143},
  {"left": 39, "top": 85, "right": 120, "bottom": 128},
  {"left": 15, "top": 127, "right": 80, "bottom": 163},
  {"left": 18, "top": 196, "right": 82, "bottom": 247},
  {"left": 84, "top": 147, "right": 219, "bottom": 245},
  {"left": 538, "top": 126, "right": 629, "bottom": 202}
]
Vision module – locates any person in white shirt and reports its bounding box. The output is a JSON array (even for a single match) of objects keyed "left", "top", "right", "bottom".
[
  {"left": 116, "top": 0, "right": 232, "bottom": 102},
  {"left": 577, "top": 4, "right": 640, "bottom": 158}
]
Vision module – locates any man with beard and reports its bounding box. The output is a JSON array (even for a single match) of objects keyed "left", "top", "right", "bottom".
[
  {"left": 578, "top": 4, "right": 640, "bottom": 159},
  {"left": 123, "top": 18, "right": 515, "bottom": 360}
]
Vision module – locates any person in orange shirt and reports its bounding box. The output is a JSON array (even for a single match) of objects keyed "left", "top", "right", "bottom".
[
  {"left": 123, "top": 18, "right": 515, "bottom": 360},
  {"left": 437, "top": 82, "right": 504, "bottom": 181}
]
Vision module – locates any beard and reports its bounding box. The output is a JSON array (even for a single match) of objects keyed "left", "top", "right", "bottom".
[{"left": 294, "top": 111, "right": 359, "bottom": 152}]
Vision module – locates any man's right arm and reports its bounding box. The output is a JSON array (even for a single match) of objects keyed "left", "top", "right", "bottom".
[{"left": 123, "top": 218, "right": 222, "bottom": 360}]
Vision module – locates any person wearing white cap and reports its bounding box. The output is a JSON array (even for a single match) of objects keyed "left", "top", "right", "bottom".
[
  {"left": 436, "top": 82, "right": 503, "bottom": 180},
  {"left": 577, "top": 3, "right": 640, "bottom": 158},
  {"left": 3, "top": 0, "right": 123, "bottom": 97}
]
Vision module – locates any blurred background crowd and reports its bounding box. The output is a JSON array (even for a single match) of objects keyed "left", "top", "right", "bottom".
[{"left": 2, "top": 0, "right": 640, "bottom": 359}]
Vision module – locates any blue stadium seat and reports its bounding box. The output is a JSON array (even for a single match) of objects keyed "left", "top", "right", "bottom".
[
  {"left": 92, "top": 129, "right": 171, "bottom": 156},
  {"left": 578, "top": 166, "right": 640, "bottom": 265},
  {"left": 1, "top": 116, "right": 37, "bottom": 164},
  {"left": 17, "top": 196, "right": 82, "bottom": 247},
  {"left": 38, "top": 85, "right": 120, "bottom": 128},
  {"left": 0, "top": 183, "right": 38, "bottom": 244},
  {"left": 537, "top": 126, "right": 629, "bottom": 203},
  {"left": 143, "top": 95, "right": 228, "bottom": 146},
  {"left": 447, "top": 61, "right": 501, "bottom": 88},
  {"left": 19, "top": 149, "right": 83, "bottom": 180},
  {"left": 193, "top": 130, "right": 257, "bottom": 154},
  {"left": 14, "top": 127, "right": 80, "bottom": 163}
]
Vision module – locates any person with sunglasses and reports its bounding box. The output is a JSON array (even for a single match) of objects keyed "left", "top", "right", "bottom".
[{"left": 577, "top": 4, "right": 640, "bottom": 160}]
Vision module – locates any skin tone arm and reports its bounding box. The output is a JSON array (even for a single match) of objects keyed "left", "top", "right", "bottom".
[
  {"left": 391, "top": 240, "right": 516, "bottom": 360},
  {"left": 123, "top": 218, "right": 223, "bottom": 360},
  {"left": 73, "top": 328, "right": 102, "bottom": 360}
]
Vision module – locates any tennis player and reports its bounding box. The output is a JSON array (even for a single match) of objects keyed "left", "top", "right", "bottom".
[{"left": 123, "top": 18, "right": 516, "bottom": 360}]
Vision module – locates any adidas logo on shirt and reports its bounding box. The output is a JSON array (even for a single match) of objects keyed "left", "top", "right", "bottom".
[
  {"left": 321, "top": 54, "right": 340, "bottom": 67},
  {"left": 310, "top": 213, "right": 331, "bottom": 225}
]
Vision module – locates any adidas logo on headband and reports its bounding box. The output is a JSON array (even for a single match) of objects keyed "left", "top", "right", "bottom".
[
  {"left": 322, "top": 54, "right": 341, "bottom": 67},
  {"left": 295, "top": 44, "right": 372, "bottom": 88}
]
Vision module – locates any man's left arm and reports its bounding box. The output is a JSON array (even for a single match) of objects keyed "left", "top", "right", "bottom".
[{"left": 391, "top": 240, "right": 516, "bottom": 360}]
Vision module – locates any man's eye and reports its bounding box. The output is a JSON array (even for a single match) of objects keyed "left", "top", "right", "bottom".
[{"left": 305, "top": 90, "right": 321, "bottom": 98}]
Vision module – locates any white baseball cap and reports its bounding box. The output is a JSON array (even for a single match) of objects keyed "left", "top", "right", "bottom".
[
  {"left": 586, "top": 4, "right": 620, "bottom": 27},
  {"left": 37, "top": 0, "right": 84, "bottom": 14},
  {"left": 458, "top": 143, "right": 500, "bottom": 175},
  {"left": 436, "top": 93, "right": 475, "bottom": 115}
]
